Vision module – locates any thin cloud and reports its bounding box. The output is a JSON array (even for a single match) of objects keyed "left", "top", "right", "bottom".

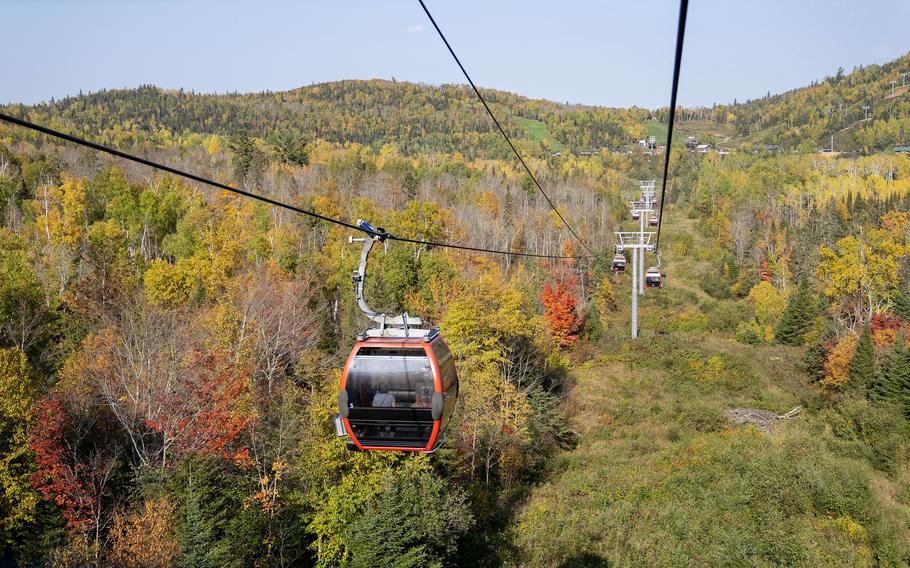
[{"left": 407, "top": 24, "right": 426, "bottom": 33}]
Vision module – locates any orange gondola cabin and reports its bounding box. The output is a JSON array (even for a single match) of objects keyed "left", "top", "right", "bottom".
[
  {"left": 334, "top": 220, "right": 459, "bottom": 452},
  {"left": 339, "top": 331, "right": 457, "bottom": 451}
]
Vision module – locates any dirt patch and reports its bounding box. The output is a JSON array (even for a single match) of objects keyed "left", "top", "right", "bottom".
[{"left": 726, "top": 406, "right": 801, "bottom": 434}]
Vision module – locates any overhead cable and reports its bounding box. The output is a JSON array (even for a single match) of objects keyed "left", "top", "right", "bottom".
[
  {"left": 654, "top": 0, "right": 689, "bottom": 252},
  {"left": 417, "top": 0, "right": 595, "bottom": 256}
]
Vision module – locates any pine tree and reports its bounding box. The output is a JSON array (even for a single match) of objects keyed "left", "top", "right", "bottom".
[
  {"left": 802, "top": 333, "right": 830, "bottom": 382},
  {"left": 775, "top": 279, "right": 817, "bottom": 345},
  {"left": 180, "top": 469, "right": 213, "bottom": 568},
  {"left": 345, "top": 464, "right": 473, "bottom": 568},
  {"left": 848, "top": 322, "right": 875, "bottom": 392},
  {"left": 893, "top": 287, "right": 910, "bottom": 321},
  {"left": 872, "top": 338, "right": 910, "bottom": 416}
]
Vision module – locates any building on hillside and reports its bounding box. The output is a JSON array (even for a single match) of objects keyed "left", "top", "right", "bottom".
[{"left": 695, "top": 144, "right": 711, "bottom": 153}]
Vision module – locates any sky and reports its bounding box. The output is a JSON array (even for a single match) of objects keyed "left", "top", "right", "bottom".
[{"left": 3, "top": 0, "right": 909, "bottom": 109}]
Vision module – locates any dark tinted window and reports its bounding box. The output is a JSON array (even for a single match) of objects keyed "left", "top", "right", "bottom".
[{"left": 346, "top": 354, "right": 433, "bottom": 409}]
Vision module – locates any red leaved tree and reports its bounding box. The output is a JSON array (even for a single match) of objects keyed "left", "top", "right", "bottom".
[
  {"left": 759, "top": 261, "right": 774, "bottom": 283},
  {"left": 29, "top": 395, "right": 122, "bottom": 565},
  {"left": 540, "top": 275, "right": 581, "bottom": 348},
  {"left": 29, "top": 398, "right": 95, "bottom": 533},
  {"left": 871, "top": 313, "right": 904, "bottom": 347},
  {"left": 73, "top": 297, "right": 253, "bottom": 469},
  {"left": 146, "top": 350, "right": 252, "bottom": 464}
]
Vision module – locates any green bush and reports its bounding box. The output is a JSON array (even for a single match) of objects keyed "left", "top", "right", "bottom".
[
  {"left": 735, "top": 321, "right": 765, "bottom": 344},
  {"left": 345, "top": 461, "right": 473, "bottom": 567},
  {"left": 704, "top": 300, "right": 747, "bottom": 332},
  {"left": 676, "top": 403, "right": 727, "bottom": 433},
  {"left": 700, "top": 271, "right": 733, "bottom": 299},
  {"left": 823, "top": 397, "right": 910, "bottom": 474}
]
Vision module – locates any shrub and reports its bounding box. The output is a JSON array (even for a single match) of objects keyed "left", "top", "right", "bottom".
[
  {"left": 823, "top": 397, "right": 910, "bottom": 474},
  {"left": 108, "top": 497, "right": 180, "bottom": 568},
  {"left": 705, "top": 300, "right": 747, "bottom": 332},
  {"left": 735, "top": 321, "right": 763, "bottom": 345},
  {"left": 700, "top": 271, "right": 732, "bottom": 299}
]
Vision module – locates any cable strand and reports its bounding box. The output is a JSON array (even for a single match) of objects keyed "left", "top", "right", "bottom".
[
  {"left": 654, "top": 0, "right": 689, "bottom": 253},
  {"left": 417, "top": 0, "right": 595, "bottom": 257}
]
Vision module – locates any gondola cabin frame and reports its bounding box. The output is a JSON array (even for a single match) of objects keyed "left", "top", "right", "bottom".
[{"left": 339, "top": 331, "right": 458, "bottom": 452}]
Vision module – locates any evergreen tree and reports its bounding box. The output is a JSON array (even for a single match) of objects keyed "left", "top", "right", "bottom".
[
  {"left": 801, "top": 328, "right": 832, "bottom": 382},
  {"left": 270, "top": 131, "right": 310, "bottom": 167},
  {"left": 227, "top": 132, "right": 266, "bottom": 189},
  {"left": 775, "top": 279, "right": 817, "bottom": 345},
  {"left": 180, "top": 469, "right": 213, "bottom": 568},
  {"left": 847, "top": 322, "right": 875, "bottom": 392},
  {"left": 893, "top": 287, "right": 910, "bottom": 321},
  {"left": 344, "top": 463, "right": 473, "bottom": 568},
  {"left": 872, "top": 338, "right": 910, "bottom": 416}
]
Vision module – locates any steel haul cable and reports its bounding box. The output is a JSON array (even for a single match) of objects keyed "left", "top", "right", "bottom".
[
  {"left": 0, "top": 112, "right": 587, "bottom": 260},
  {"left": 417, "top": 0, "right": 595, "bottom": 257},
  {"left": 654, "top": 0, "right": 689, "bottom": 253}
]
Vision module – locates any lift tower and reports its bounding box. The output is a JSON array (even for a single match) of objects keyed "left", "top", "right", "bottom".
[
  {"left": 615, "top": 231, "right": 654, "bottom": 338},
  {"left": 616, "top": 179, "right": 657, "bottom": 339}
]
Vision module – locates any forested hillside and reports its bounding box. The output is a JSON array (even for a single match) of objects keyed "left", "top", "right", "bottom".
[
  {"left": 2, "top": 81, "right": 648, "bottom": 159},
  {"left": 673, "top": 51, "right": 910, "bottom": 152},
  {"left": 2, "top": 52, "right": 910, "bottom": 567}
]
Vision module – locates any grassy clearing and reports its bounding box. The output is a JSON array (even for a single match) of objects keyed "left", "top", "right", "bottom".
[
  {"left": 645, "top": 120, "right": 668, "bottom": 144},
  {"left": 513, "top": 116, "right": 567, "bottom": 152},
  {"left": 511, "top": 335, "right": 910, "bottom": 566},
  {"left": 508, "top": 212, "right": 910, "bottom": 566}
]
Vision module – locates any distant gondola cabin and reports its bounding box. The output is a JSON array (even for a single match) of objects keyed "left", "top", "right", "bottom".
[
  {"left": 645, "top": 267, "right": 663, "bottom": 288},
  {"left": 612, "top": 254, "right": 627, "bottom": 273}
]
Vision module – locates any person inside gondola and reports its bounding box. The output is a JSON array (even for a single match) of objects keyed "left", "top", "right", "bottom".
[
  {"left": 372, "top": 382, "right": 396, "bottom": 407},
  {"left": 414, "top": 379, "right": 434, "bottom": 408}
]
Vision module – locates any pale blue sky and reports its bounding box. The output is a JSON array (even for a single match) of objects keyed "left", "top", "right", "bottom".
[{"left": 3, "top": 0, "right": 909, "bottom": 108}]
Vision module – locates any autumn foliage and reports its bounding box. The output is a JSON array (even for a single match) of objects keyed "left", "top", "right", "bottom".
[
  {"left": 821, "top": 334, "right": 858, "bottom": 390},
  {"left": 146, "top": 350, "right": 252, "bottom": 464},
  {"left": 871, "top": 313, "right": 904, "bottom": 347},
  {"left": 28, "top": 398, "right": 95, "bottom": 533},
  {"left": 108, "top": 497, "right": 180, "bottom": 568},
  {"left": 540, "top": 274, "right": 581, "bottom": 348}
]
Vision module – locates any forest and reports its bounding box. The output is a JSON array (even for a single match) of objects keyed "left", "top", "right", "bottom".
[
  {"left": 1, "top": 52, "right": 910, "bottom": 567},
  {"left": 672, "top": 52, "right": 910, "bottom": 153}
]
